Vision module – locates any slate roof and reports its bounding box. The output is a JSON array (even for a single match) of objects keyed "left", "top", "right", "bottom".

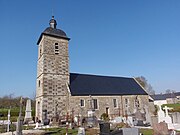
[
  {"left": 151, "top": 93, "right": 177, "bottom": 100},
  {"left": 69, "top": 73, "right": 148, "bottom": 96},
  {"left": 37, "top": 27, "right": 70, "bottom": 44},
  {"left": 175, "top": 92, "right": 180, "bottom": 96}
]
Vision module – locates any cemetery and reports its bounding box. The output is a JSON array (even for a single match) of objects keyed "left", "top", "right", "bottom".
[
  {"left": 0, "top": 98, "right": 180, "bottom": 135},
  {"left": 0, "top": 4, "right": 180, "bottom": 134}
]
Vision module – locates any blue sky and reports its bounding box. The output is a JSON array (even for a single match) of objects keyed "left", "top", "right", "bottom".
[{"left": 0, "top": 0, "right": 180, "bottom": 97}]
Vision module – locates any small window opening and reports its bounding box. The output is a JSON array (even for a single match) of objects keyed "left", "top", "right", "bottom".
[
  {"left": 125, "top": 98, "right": 128, "bottom": 108},
  {"left": 80, "top": 99, "right": 85, "bottom": 107},
  {"left": 38, "top": 80, "right": 40, "bottom": 87},
  {"left": 113, "top": 99, "right": 117, "bottom": 108},
  {"left": 55, "top": 43, "right": 59, "bottom": 54},
  {"left": 93, "top": 99, "right": 98, "bottom": 109}
]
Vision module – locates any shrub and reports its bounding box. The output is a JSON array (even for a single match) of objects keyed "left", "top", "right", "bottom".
[{"left": 100, "top": 113, "right": 109, "bottom": 121}]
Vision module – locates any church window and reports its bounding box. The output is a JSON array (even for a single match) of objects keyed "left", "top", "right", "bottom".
[
  {"left": 134, "top": 96, "right": 140, "bottom": 108},
  {"left": 125, "top": 98, "right": 129, "bottom": 108},
  {"left": 93, "top": 99, "right": 98, "bottom": 109},
  {"left": 113, "top": 99, "right": 117, "bottom": 108},
  {"left": 55, "top": 43, "right": 59, "bottom": 54},
  {"left": 38, "top": 80, "right": 40, "bottom": 87},
  {"left": 80, "top": 99, "right": 85, "bottom": 107}
]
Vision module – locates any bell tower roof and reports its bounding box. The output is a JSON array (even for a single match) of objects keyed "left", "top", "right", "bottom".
[{"left": 37, "top": 16, "right": 70, "bottom": 45}]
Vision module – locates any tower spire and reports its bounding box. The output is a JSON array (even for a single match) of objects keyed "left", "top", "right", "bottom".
[{"left": 49, "top": 16, "right": 57, "bottom": 29}]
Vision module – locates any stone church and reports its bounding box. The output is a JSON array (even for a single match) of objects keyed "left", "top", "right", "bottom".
[{"left": 36, "top": 16, "right": 149, "bottom": 121}]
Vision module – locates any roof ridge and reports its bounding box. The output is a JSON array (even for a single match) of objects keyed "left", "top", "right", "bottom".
[{"left": 70, "top": 72, "right": 132, "bottom": 79}]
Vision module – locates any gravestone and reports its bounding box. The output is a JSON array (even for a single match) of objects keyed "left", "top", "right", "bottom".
[
  {"left": 122, "top": 116, "right": 133, "bottom": 126},
  {"left": 7, "top": 109, "right": 10, "bottom": 132},
  {"left": 16, "top": 97, "right": 23, "bottom": 135},
  {"left": 144, "top": 105, "right": 151, "bottom": 125},
  {"left": 121, "top": 128, "right": 139, "bottom": 135},
  {"left": 172, "top": 112, "right": 180, "bottom": 123},
  {"left": 114, "top": 117, "right": 122, "bottom": 123},
  {"left": 24, "top": 99, "right": 33, "bottom": 124},
  {"left": 153, "top": 122, "right": 169, "bottom": 135},
  {"left": 34, "top": 122, "right": 39, "bottom": 129},
  {"left": 77, "top": 127, "right": 85, "bottom": 135},
  {"left": 86, "top": 116, "right": 97, "bottom": 128},
  {"left": 134, "top": 110, "right": 145, "bottom": 121},
  {"left": 99, "top": 122, "right": 110, "bottom": 135},
  {"left": 87, "top": 110, "right": 95, "bottom": 117},
  {"left": 43, "top": 110, "right": 50, "bottom": 125},
  {"left": 163, "top": 106, "right": 173, "bottom": 124},
  {"left": 157, "top": 105, "right": 165, "bottom": 123},
  {"left": 133, "top": 109, "right": 145, "bottom": 126}
]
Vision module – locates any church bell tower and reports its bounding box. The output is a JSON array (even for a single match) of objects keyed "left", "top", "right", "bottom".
[{"left": 36, "top": 16, "right": 70, "bottom": 121}]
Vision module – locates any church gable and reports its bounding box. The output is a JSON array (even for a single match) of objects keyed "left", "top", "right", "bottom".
[{"left": 69, "top": 73, "right": 148, "bottom": 96}]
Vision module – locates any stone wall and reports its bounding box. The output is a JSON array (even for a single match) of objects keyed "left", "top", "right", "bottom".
[
  {"left": 69, "top": 95, "right": 149, "bottom": 119},
  {"left": 36, "top": 35, "right": 69, "bottom": 121}
]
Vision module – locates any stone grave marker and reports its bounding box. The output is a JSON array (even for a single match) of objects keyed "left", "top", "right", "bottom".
[
  {"left": 77, "top": 127, "right": 85, "bottom": 135},
  {"left": 157, "top": 105, "right": 165, "bottom": 123},
  {"left": 99, "top": 122, "right": 110, "bottom": 135},
  {"left": 144, "top": 105, "right": 151, "bottom": 125},
  {"left": 43, "top": 110, "right": 50, "bottom": 125},
  {"left": 121, "top": 128, "right": 139, "bottom": 135},
  {"left": 163, "top": 106, "right": 173, "bottom": 124},
  {"left": 172, "top": 112, "right": 180, "bottom": 124},
  {"left": 153, "top": 122, "right": 169, "bottom": 135},
  {"left": 24, "top": 99, "right": 33, "bottom": 124}
]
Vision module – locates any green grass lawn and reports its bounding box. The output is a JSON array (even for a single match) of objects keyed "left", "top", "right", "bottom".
[
  {"left": 44, "top": 127, "right": 78, "bottom": 135},
  {"left": 140, "top": 128, "right": 153, "bottom": 135},
  {"left": 0, "top": 107, "right": 35, "bottom": 122},
  {"left": 0, "top": 107, "right": 35, "bottom": 117},
  {"left": 45, "top": 128, "right": 153, "bottom": 135},
  {"left": 162, "top": 103, "right": 180, "bottom": 112}
]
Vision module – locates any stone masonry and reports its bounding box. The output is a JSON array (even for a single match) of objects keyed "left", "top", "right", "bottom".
[
  {"left": 36, "top": 34, "right": 69, "bottom": 121},
  {"left": 69, "top": 95, "right": 149, "bottom": 118}
]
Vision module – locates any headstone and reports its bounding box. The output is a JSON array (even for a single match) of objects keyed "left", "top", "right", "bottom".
[
  {"left": 77, "top": 127, "right": 85, "bottom": 135},
  {"left": 87, "top": 110, "right": 94, "bottom": 117},
  {"left": 134, "top": 110, "right": 145, "bottom": 121},
  {"left": 99, "top": 122, "right": 110, "bottom": 135},
  {"left": 121, "top": 116, "right": 133, "bottom": 126},
  {"left": 42, "top": 110, "right": 50, "bottom": 125},
  {"left": 153, "top": 122, "right": 169, "bottom": 135},
  {"left": 113, "top": 117, "right": 122, "bottom": 123},
  {"left": 35, "top": 122, "right": 39, "bottom": 129},
  {"left": 157, "top": 105, "right": 165, "bottom": 123},
  {"left": 7, "top": 109, "right": 10, "bottom": 132},
  {"left": 172, "top": 112, "right": 180, "bottom": 124},
  {"left": 144, "top": 105, "right": 151, "bottom": 125},
  {"left": 163, "top": 106, "right": 173, "bottom": 124},
  {"left": 24, "top": 99, "right": 33, "bottom": 124},
  {"left": 86, "top": 116, "right": 97, "bottom": 128},
  {"left": 122, "top": 128, "right": 139, "bottom": 135},
  {"left": 16, "top": 97, "right": 23, "bottom": 135}
]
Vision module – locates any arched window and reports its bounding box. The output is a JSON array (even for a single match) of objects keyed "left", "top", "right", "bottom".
[{"left": 55, "top": 43, "right": 59, "bottom": 54}]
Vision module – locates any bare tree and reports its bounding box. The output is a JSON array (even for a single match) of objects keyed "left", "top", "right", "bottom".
[{"left": 135, "top": 76, "right": 155, "bottom": 95}]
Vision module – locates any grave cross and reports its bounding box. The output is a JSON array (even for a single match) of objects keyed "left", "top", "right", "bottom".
[{"left": 163, "top": 106, "right": 173, "bottom": 117}]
